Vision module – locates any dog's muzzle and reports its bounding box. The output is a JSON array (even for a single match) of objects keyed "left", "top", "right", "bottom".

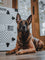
[{"left": 22, "top": 25, "right": 27, "bottom": 32}]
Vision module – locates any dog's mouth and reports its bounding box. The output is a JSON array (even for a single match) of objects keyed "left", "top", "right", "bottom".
[
  {"left": 22, "top": 26, "right": 28, "bottom": 32},
  {"left": 18, "top": 25, "right": 28, "bottom": 32},
  {"left": 18, "top": 28, "right": 28, "bottom": 32},
  {"left": 22, "top": 28, "right": 27, "bottom": 32}
]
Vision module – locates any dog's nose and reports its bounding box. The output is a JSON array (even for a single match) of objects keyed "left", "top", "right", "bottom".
[{"left": 23, "top": 26, "right": 25, "bottom": 29}]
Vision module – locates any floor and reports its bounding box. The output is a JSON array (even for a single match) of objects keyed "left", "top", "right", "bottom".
[{"left": 0, "top": 51, "right": 45, "bottom": 60}]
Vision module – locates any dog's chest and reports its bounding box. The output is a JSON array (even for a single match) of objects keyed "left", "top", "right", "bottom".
[
  {"left": 22, "top": 35, "right": 28, "bottom": 41},
  {"left": 18, "top": 33, "right": 29, "bottom": 49}
]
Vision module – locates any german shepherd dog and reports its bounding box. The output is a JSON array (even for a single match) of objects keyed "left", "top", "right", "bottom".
[{"left": 6, "top": 13, "right": 44, "bottom": 55}]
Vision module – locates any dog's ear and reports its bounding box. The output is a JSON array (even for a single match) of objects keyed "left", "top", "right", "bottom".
[
  {"left": 27, "top": 15, "right": 32, "bottom": 24},
  {"left": 16, "top": 13, "right": 21, "bottom": 23}
]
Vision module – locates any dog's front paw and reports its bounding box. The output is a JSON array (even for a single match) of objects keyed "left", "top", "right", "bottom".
[
  {"left": 6, "top": 51, "right": 12, "bottom": 55},
  {"left": 6, "top": 51, "right": 15, "bottom": 55},
  {"left": 16, "top": 51, "right": 23, "bottom": 55}
]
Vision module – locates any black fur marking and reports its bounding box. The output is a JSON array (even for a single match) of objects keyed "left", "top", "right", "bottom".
[
  {"left": 20, "top": 21, "right": 22, "bottom": 24},
  {"left": 22, "top": 31, "right": 29, "bottom": 41},
  {"left": 6, "top": 43, "right": 10, "bottom": 47},
  {"left": 6, "top": 10, "right": 10, "bottom": 14},
  {"left": 12, "top": 37, "right": 15, "bottom": 41},
  {"left": 33, "top": 40, "right": 36, "bottom": 47},
  {"left": 15, "top": 9, "right": 18, "bottom": 12},
  {"left": 25, "top": 22, "right": 28, "bottom": 26},
  {"left": 33, "top": 0, "right": 36, "bottom": 2},
  {"left": 19, "top": 21, "right": 22, "bottom": 25},
  {"left": 19, "top": 21, "right": 22, "bottom": 28},
  {"left": 12, "top": 16, "right": 15, "bottom": 20},
  {"left": 18, "top": 31, "right": 30, "bottom": 49}
]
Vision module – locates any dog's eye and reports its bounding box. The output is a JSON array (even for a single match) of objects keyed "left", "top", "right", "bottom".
[
  {"left": 20, "top": 23, "right": 22, "bottom": 26},
  {"left": 19, "top": 22, "right": 22, "bottom": 28},
  {"left": 20, "top": 21, "right": 22, "bottom": 25},
  {"left": 20, "top": 21, "right": 22, "bottom": 24},
  {"left": 25, "top": 22, "right": 28, "bottom": 26}
]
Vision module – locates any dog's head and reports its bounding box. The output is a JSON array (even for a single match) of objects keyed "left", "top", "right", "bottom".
[{"left": 16, "top": 13, "right": 32, "bottom": 32}]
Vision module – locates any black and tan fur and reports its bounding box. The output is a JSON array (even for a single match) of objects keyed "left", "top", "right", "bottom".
[{"left": 6, "top": 13, "right": 44, "bottom": 55}]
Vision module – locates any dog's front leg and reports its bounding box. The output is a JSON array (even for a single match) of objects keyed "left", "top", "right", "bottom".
[
  {"left": 16, "top": 48, "right": 36, "bottom": 55},
  {"left": 6, "top": 43, "right": 19, "bottom": 55},
  {"left": 16, "top": 40, "right": 36, "bottom": 55},
  {"left": 6, "top": 48, "right": 18, "bottom": 55}
]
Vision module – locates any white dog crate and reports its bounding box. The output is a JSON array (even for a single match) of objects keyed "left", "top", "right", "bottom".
[
  {"left": 0, "top": 6, "right": 32, "bottom": 51},
  {"left": 0, "top": 6, "right": 18, "bottom": 51}
]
